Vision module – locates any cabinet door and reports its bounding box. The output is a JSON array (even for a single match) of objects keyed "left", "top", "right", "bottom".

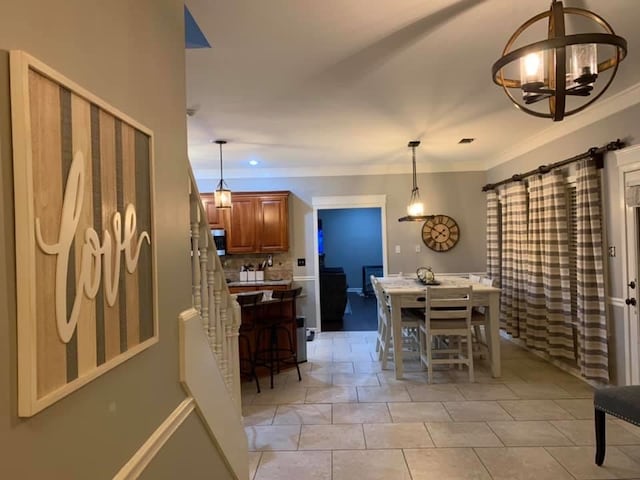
[
  {"left": 257, "top": 195, "right": 289, "bottom": 252},
  {"left": 226, "top": 195, "right": 258, "bottom": 253},
  {"left": 201, "top": 194, "right": 228, "bottom": 229}
]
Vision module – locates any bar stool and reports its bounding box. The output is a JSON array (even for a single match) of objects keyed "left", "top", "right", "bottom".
[
  {"left": 254, "top": 287, "right": 303, "bottom": 389},
  {"left": 236, "top": 292, "right": 263, "bottom": 393}
]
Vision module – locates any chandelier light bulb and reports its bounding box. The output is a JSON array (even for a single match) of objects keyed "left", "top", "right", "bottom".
[{"left": 523, "top": 52, "right": 542, "bottom": 78}]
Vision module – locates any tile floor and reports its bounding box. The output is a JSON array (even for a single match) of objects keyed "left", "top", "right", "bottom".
[{"left": 242, "top": 331, "right": 640, "bottom": 480}]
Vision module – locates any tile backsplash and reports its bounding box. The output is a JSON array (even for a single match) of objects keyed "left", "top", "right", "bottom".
[{"left": 221, "top": 253, "right": 293, "bottom": 282}]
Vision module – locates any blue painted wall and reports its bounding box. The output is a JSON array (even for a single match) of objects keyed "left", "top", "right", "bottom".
[{"left": 319, "top": 208, "right": 382, "bottom": 290}]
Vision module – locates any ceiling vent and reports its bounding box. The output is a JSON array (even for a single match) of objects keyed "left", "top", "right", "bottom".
[{"left": 458, "top": 138, "right": 475, "bottom": 144}]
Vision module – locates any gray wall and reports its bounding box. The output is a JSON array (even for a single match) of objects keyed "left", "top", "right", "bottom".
[
  {"left": 487, "top": 103, "right": 640, "bottom": 385},
  {"left": 0, "top": 1, "right": 229, "bottom": 478},
  {"left": 198, "top": 171, "right": 488, "bottom": 328},
  {"left": 198, "top": 172, "right": 488, "bottom": 275}
]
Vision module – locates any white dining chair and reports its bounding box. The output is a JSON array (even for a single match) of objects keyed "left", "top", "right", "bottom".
[
  {"left": 418, "top": 285, "right": 474, "bottom": 383},
  {"left": 470, "top": 277, "right": 494, "bottom": 358},
  {"left": 372, "top": 275, "right": 420, "bottom": 370}
]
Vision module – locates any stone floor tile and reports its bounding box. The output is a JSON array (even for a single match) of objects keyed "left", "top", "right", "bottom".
[
  {"left": 404, "top": 447, "right": 491, "bottom": 480},
  {"left": 475, "top": 446, "right": 574, "bottom": 480},
  {"left": 364, "top": 422, "right": 434, "bottom": 449},
  {"left": 333, "top": 351, "right": 375, "bottom": 362},
  {"left": 487, "top": 420, "right": 573, "bottom": 446},
  {"left": 254, "top": 451, "right": 331, "bottom": 480},
  {"left": 546, "top": 445, "right": 640, "bottom": 479},
  {"left": 273, "top": 404, "right": 332, "bottom": 425},
  {"left": 388, "top": 401, "right": 452, "bottom": 423},
  {"left": 298, "top": 424, "right": 365, "bottom": 450},
  {"left": 332, "top": 402, "right": 391, "bottom": 424},
  {"left": 426, "top": 421, "right": 503, "bottom": 447},
  {"left": 553, "top": 398, "right": 594, "bottom": 419},
  {"left": 243, "top": 405, "right": 277, "bottom": 426},
  {"left": 332, "top": 373, "right": 380, "bottom": 386},
  {"left": 505, "top": 383, "right": 572, "bottom": 399},
  {"left": 357, "top": 385, "right": 411, "bottom": 402},
  {"left": 406, "top": 384, "right": 465, "bottom": 402},
  {"left": 332, "top": 449, "right": 412, "bottom": 480},
  {"left": 248, "top": 451, "right": 261, "bottom": 480},
  {"left": 457, "top": 383, "right": 519, "bottom": 400},
  {"left": 245, "top": 425, "right": 301, "bottom": 451},
  {"left": 310, "top": 362, "right": 355, "bottom": 374},
  {"left": 305, "top": 386, "right": 358, "bottom": 403},
  {"left": 444, "top": 401, "right": 513, "bottom": 421},
  {"left": 551, "top": 419, "right": 640, "bottom": 446},
  {"left": 353, "top": 361, "right": 383, "bottom": 373},
  {"left": 251, "top": 386, "right": 307, "bottom": 405},
  {"left": 498, "top": 400, "right": 575, "bottom": 420},
  {"left": 292, "top": 371, "right": 332, "bottom": 387}
]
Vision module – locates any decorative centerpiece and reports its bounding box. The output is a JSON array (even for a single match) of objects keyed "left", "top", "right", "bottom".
[{"left": 416, "top": 266, "right": 440, "bottom": 285}]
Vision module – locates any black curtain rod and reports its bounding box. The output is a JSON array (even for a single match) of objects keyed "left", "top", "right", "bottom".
[{"left": 481, "top": 139, "right": 626, "bottom": 192}]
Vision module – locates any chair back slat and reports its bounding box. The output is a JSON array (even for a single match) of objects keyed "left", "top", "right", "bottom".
[{"left": 426, "top": 286, "right": 472, "bottom": 324}]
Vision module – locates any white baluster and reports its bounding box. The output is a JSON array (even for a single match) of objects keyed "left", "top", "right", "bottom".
[{"left": 199, "top": 230, "right": 209, "bottom": 332}]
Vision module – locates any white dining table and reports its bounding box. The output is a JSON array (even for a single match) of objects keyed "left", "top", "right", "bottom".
[{"left": 378, "top": 275, "right": 501, "bottom": 380}]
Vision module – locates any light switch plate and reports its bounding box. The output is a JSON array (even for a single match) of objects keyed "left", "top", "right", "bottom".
[
  {"left": 415, "top": 245, "right": 421, "bottom": 253},
  {"left": 395, "top": 245, "right": 401, "bottom": 254}
]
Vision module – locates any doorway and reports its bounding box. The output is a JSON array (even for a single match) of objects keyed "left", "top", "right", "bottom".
[
  {"left": 617, "top": 144, "right": 640, "bottom": 385},
  {"left": 319, "top": 208, "right": 382, "bottom": 331},
  {"left": 312, "top": 195, "right": 388, "bottom": 332}
]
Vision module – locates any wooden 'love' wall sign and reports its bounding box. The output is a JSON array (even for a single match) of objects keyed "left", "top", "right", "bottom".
[{"left": 10, "top": 51, "right": 158, "bottom": 416}]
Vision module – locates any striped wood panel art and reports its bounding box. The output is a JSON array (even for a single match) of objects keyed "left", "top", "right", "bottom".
[{"left": 10, "top": 51, "right": 157, "bottom": 416}]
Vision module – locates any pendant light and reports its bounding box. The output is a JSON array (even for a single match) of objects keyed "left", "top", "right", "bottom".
[
  {"left": 398, "top": 140, "right": 430, "bottom": 222},
  {"left": 491, "top": 0, "right": 627, "bottom": 121},
  {"left": 214, "top": 140, "right": 232, "bottom": 208}
]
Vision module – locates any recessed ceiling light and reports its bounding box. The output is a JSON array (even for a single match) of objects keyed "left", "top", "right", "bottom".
[
  {"left": 458, "top": 138, "right": 475, "bottom": 144},
  {"left": 249, "top": 160, "right": 259, "bottom": 166}
]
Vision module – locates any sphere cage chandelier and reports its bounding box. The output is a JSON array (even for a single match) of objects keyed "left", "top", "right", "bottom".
[
  {"left": 214, "top": 140, "right": 232, "bottom": 208},
  {"left": 398, "top": 140, "right": 431, "bottom": 223},
  {"left": 491, "top": 1, "right": 627, "bottom": 121}
]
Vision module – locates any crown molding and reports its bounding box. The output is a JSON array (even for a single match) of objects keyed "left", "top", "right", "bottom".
[
  {"left": 485, "top": 81, "right": 640, "bottom": 170},
  {"left": 195, "top": 160, "right": 484, "bottom": 180}
]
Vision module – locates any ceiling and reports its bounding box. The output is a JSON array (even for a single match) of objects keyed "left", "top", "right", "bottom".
[{"left": 185, "top": 0, "right": 640, "bottom": 180}]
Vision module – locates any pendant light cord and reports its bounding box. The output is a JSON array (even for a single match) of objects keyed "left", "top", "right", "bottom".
[
  {"left": 219, "top": 142, "right": 224, "bottom": 184},
  {"left": 411, "top": 145, "right": 418, "bottom": 191}
]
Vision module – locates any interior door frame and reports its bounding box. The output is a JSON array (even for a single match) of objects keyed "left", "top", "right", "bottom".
[
  {"left": 616, "top": 144, "right": 640, "bottom": 385},
  {"left": 311, "top": 195, "right": 388, "bottom": 332}
]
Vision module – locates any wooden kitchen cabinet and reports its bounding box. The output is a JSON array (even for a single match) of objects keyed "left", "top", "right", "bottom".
[
  {"left": 226, "top": 191, "right": 289, "bottom": 254},
  {"left": 200, "top": 193, "right": 229, "bottom": 230}
]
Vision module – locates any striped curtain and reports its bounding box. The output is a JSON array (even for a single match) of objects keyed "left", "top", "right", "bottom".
[
  {"left": 486, "top": 191, "right": 501, "bottom": 287},
  {"left": 575, "top": 159, "right": 609, "bottom": 382},
  {"left": 525, "top": 172, "right": 574, "bottom": 359},
  {"left": 498, "top": 183, "right": 528, "bottom": 336}
]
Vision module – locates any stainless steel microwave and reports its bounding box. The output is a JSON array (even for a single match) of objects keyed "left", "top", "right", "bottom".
[{"left": 211, "top": 229, "right": 226, "bottom": 256}]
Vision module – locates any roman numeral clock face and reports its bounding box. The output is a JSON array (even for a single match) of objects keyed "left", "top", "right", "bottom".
[{"left": 422, "top": 215, "right": 460, "bottom": 252}]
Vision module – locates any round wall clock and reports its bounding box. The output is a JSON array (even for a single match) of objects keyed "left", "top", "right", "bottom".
[{"left": 422, "top": 215, "right": 460, "bottom": 252}]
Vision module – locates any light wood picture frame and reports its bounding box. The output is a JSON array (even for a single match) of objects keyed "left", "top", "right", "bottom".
[{"left": 10, "top": 51, "right": 158, "bottom": 416}]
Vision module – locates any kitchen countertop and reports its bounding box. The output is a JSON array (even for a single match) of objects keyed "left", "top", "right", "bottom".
[{"left": 226, "top": 279, "right": 292, "bottom": 287}]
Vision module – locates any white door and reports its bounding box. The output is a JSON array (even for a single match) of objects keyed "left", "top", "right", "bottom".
[{"left": 617, "top": 145, "right": 640, "bottom": 384}]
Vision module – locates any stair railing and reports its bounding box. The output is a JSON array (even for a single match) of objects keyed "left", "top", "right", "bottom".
[{"left": 187, "top": 169, "right": 241, "bottom": 407}]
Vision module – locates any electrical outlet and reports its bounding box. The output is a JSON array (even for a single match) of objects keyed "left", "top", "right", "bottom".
[
  {"left": 415, "top": 245, "right": 421, "bottom": 253},
  {"left": 395, "top": 245, "right": 401, "bottom": 254},
  {"left": 297, "top": 258, "right": 306, "bottom": 266},
  {"left": 609, "top": 246, "right": 616, "bottom": 257}
]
